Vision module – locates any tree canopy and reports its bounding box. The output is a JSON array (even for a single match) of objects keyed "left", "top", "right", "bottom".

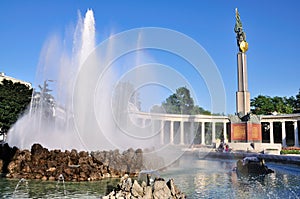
[
  {"left": 151, "top": 86, "right": 211, "bottom": 115},
  {"left": 0, "top": 79, "right": 32, "bottom": 133},
  {"left": 251, "top": 89, "right": 300, "bottom": 115}
]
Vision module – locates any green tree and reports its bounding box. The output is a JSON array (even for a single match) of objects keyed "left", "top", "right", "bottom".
[
  {"left": 251, "top": 95, "right": 293, "bottom": 115},
  {"left": 0, "top": 79, "right": 32, "bottom": 133},
  {"left": 152, "top": 86, "right": 211, "bottom": 115},
  {"left": 272, "top": 96, "right": 293, "bottom": 114},
  {"left": 293, "top": 89, "right": 300, "bottom": 113},
  {"left": 191, "top": 105, "right": 212, "bottom": 115},
  {"left": 250, "top": 95, "right": 273, "bottom": 115},
  {"left": 162, "top": 87, "right": 194, "bottom": 114},
  {"left": 283, "top": 89, "right": 300, "bottom": 113}
]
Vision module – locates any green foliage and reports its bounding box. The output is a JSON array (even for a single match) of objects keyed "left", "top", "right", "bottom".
[
  {"left": 191, "top": 105, "right": 212, "bottom": 115},
  {"left": 162, "top": 87, "right": 194, "bottom": 114},
  {"left": 293, "top": 89, "right": 300, "bottom": 113},
  {"left": 280, "top": 150, "right": 300, "bottom": 155},
  {"left": 251, "top": 95, "right": 293, "bottom": 115},
  {"left": 152, "top": 86, "right": 211, "bottom": 115},
  {"left": 0, "top": 79, "right": 32, "bottom": 133}
]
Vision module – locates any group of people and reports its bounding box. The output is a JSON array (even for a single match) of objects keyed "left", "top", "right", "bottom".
[{"left": 216, "top": 141, "right": 230, "bottom": 152}]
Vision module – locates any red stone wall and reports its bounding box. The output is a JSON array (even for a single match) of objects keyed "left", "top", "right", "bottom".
[{"left": 229, "top": 122, "right": 262, "bottom": 143}]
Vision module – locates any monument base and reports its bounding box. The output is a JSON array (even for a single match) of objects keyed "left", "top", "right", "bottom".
[{"left": 229, "top": 122, "right": 262, "bottom": 143}]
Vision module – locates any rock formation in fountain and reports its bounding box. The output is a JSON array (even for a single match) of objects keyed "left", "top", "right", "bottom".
[
  {"left": 103, "top": 174, "right": 186, "bottom": 199},
  {"left": 0, "top": 143, "right": 143, "bottom": 181}
]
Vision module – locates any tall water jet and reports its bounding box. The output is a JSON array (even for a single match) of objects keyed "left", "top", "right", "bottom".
[
  {"left": 7, "top": 9, "right": 159, "bottom": 152},
  {"left": 7, "top": 9, "right": 99, "bottom": 150}
]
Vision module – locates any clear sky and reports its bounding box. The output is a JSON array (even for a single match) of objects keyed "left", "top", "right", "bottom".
[{"left": 0, "top": 0, "right": 299, "bottom": 114}]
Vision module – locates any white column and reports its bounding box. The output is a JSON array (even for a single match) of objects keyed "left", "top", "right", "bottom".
[
  {"left": 151, "top": 119, "right": 155, "bottom": 135},
  {"left": 170, "top": 121, "right": 174, "bottom": 145},
  {"left": 223, "top": 122, "right": 227, "bottom": 143},
  {"left": 201, "top": 122, "right": 205, "bottom": 145},
  {"left": 281, "top": 121, "right": 286, "bottom": 147},
  {"left": 190, "top": 122, "right": 194, "bottom": 144},
  {"left": 180, "top": 121, "right": 184, "bottom": 145},
  {"left": 270, "top": 122, "right": 274, "bottom": 144},
  {"left": 160, "top": 120, "right": 164, "bottom": 145},
  {"left": 212, "top": 122, "right": 216, "bottom": 144},
  {"left": 294, "top": 121, "right": 299, "bottom": 147}
]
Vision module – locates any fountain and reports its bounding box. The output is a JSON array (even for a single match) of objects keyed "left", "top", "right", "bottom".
[
  {"left": 2, "top": 8, "right": 300, "bottom": 199},
  {"left": 56, "top": 174, "right": 67, "bottom": 196},
  {"left": 12, "top": 178, "right": 29, "bottom": 198},
  {"left": 6, "top": 9, "right": 158, "bottom": 152}
]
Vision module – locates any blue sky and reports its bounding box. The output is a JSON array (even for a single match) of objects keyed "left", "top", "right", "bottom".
[{"left": 0, "top": 0, "right": 299, "bottom": 114}]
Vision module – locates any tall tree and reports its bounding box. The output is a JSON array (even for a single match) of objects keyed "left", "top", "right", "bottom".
[
  {"left": 251, "top": 95, "right": 293, "bottom": 115},
  {"left": 293, "top": 89, "right": 300, "bottom": 113},
  {"left": 0, "top": 79, "right": 32, "bottom": 133},
  {"left": 162, "top": 87, "right": 194, "bottom": 114},
  {"left": 152, "top": 86, "right": 211, "bottom": 115}
]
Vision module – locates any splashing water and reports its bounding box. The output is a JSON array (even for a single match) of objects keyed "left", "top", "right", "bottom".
[
  {"left": 56, "top": 174, "right": 67, "bottom": 196},
  {"left": 13, "top": 178, "right": 29, "bottom": 198},
  {"left": 6, "top": 9, "right": 159, "bottom": 152}
]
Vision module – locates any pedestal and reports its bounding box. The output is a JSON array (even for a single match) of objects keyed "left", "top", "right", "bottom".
[{"left": 229, "top": 122, "right": 262, "bottom": 143}]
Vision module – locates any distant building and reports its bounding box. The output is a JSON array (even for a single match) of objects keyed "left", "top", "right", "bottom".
[{"left": 0, "top": 72, "right": 32, "bottom": 88}]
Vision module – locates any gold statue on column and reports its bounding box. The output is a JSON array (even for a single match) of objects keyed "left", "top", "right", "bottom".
[{"left": 234, "top": 8, "right": 248, "bottom": 52}]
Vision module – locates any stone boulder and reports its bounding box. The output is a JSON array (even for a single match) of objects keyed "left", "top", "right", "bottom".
[
  {"left": 91, "top": 148, "right": 143, "bottom": 177},
  {"left": 0, "top": 143, "right": 18, "bottom": 173},
  {"left": 103, "top": 174, "right": 186, "bottom": 199},
  {"left": 1, "top": 143, "right": 144, "bottom": 181}
]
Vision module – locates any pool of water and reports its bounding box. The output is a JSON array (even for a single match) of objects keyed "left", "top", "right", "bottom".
[
  {"left": 1, "top": 158, "right": 300, "bottom": 198},
  {"left": 0, "top": 178, "right": 119, "bottom": 198},
  {"left": 162, "top": 158, "right": 300, "bottom": 198}
]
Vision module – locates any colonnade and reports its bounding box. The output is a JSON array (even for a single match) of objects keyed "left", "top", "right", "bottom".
[
  {"left": 134, "top": 112, "right": 229, "bottom": 146},
  {"left": 132, "top": 111, "right": 300, "bottom": 147},
  {"left": 261, "top": 115, "right": 300, "bottom": 147},
  {"left": 157, "top": 120, "right": 228, "bottom": 145}
]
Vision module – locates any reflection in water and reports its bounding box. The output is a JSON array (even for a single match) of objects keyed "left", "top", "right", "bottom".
[
  {"left": 161, "top": 158, "right": 300, "bottom": 199},
  {"left": 0, "top": 159, "right": 300, "bottom": 198}
]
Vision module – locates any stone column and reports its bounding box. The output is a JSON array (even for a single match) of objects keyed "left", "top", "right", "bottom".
[
  {"left": 190, "top": 122, "right": 194, "bottom": 144},
  {"left": 180, "top": 121, "right": 184, "bottom": 145},
  {"left": 170, "top": 121, "right": 174, "bottom": 145},
  {"left": 281, "top": 121, "right": 286, "bottom": 147},
  {"left": 190, "top": 122, "right": 195, "bottom": 144},
  {"left": 294, "top": 121, "right": 299, "bottom": 147},
  {"left": 212, "top": 122, "right": 216, "bottom": 144},
  {"left": 160, "top": 120, "right": 164, "bottom": 145},
  {"left": 269, "top": 122, "right": 274, "bottom": 144},
  {"left": 201, "top": 122, "right": 205, "bottom": 145},
  {"left": 223, "top": 122, "right": 227, "bottom": 143},
  {"left": 236, "top": 53, "right": 250, "bottom": 115}
]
